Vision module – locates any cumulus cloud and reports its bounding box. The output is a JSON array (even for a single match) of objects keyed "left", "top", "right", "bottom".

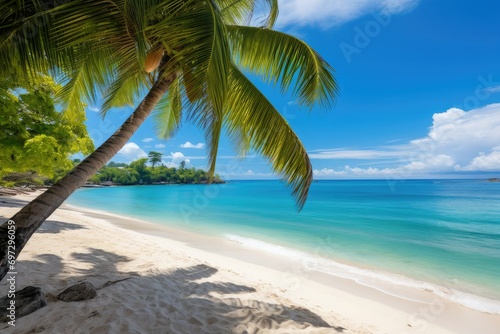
[
  {"left": 458, "top": 147, "right": 500, "bottom": 171},
  {"left": 411, "top": 105, "right": 500, "bottom": 170},
  {"left": 155, "top": 144, "right": 166, "bottom": 149},
  {"left": 117, "top": 142, "right": 147, "bottom": 162},
  {"left": 164, "top": 152, "right": 191, "bottom": 167},
  {"left": 276, "top": 0, "right": 419, "bottom": 29},
  {"left": 179, "top": 141, "right": 205, "bottom": 149},
  {"left": 87, "top": 106, "right": 100, "bottom": 112},
  {"left": 142, "top": 138, "right": 154, "bottom": 143},
  {"left": 313, "top": 103, "right": 500, "bottom": 177}
]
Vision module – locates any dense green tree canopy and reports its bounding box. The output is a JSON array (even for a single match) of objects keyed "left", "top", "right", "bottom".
[
  {"left": 0, "top": 74, "right": 94, "bottom": 181},
  {"left": 88, "top": 158, "right": 221, "bottom": 185}
]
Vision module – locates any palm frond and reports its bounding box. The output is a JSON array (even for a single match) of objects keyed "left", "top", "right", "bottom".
[
  {"left": 100, "top": 72, "right": 148, "bottom": 115},
  {"left": 0, "top": 0, "right": 56, "bottom": 78},
  {"left": 194, "top": 0, "right": 230, "bottom": 179},
  {"left": 150, "top": 0, "right": 231, "bottom": 178},
  {"left": 50, "top": 0, "right": 155, "bottom": 114},
  {"left": 58, "top": 43, "right": 113, "bottom": 115},
  {"left": 225, "top": 64, "right": 312, "bottom": 209},
  {"left": 227, "top": 25, "right": 338, "bottom": 109},
  {"left": 154, "top": 76, "right": 182, "bottom": 140},
  {"left": 0, "top": 0, "right": 336, "bottom": 209},
  {"left": 216, "top": 0, "right": 255, "bottom": 25},
  {"left": 215, "top": 0, "right": 278, "bottom": 28},
  {"left": 257, "top": 0, "right": 278, "bottom": 28},
  {"left": 186, "top": 97, "right": 223, "bottom": 180}
]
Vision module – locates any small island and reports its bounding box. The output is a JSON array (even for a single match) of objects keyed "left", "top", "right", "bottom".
[
  {"left": 85, "top": 152, "right": 224, "bottom": 186},
  {"left": 487, "top": 178, "right": 500, "bottom": 183}
]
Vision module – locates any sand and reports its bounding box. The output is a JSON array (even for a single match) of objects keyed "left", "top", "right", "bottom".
[{"left": 1, "top": 190, "right": 499, "bottom": 334}]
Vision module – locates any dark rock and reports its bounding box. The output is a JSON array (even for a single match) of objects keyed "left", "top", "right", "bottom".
[
  {"left": 0, "top": 286, "right": 47, "bottom": 322},
  {"left": 58, "top": 281, "right": 97, "bottom": 302}
]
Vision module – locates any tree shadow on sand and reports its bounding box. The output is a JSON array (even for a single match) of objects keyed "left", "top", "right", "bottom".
[
  {"left": 0, "top": 246, "right": 347, "bottom": 333},
  {"left": 1, "top": 197, "right": 87, "bottom": 235},
  {"left": 0, "top": 197, "right": 31, "bottom": 209},
  {"left": 36, "top": 220, "right": 88, "bottom": 234},
  {"left": 0, "top": 217, "right": 85, "bottom": 234}
]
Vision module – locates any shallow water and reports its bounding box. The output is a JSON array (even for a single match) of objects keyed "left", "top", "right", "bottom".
[{"left": 68, "top": 179, "right": 500, "bottom": 313}]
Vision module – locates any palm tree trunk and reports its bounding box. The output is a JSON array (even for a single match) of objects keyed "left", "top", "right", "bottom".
[{"left": 0, "top": 73, "right": 175, "bottom": 282}]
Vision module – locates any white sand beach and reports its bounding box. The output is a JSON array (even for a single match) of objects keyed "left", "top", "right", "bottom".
[{"left": 1, "top": 190, "right": 499, "bottom": 333}]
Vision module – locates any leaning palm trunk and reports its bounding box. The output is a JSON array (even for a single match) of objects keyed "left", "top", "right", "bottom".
[
  {"left": 0, "top": 74, "right": 174, "bottom": 282},
  {"left": 0, "top": 0, "right": 337, "bottom": 284}
]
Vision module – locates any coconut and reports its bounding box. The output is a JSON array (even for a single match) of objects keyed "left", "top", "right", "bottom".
[{"left": 144, "top": 48, "right": 164, "bottom": 73}]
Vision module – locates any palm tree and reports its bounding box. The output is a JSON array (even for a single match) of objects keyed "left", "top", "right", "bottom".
[
  {"left": 148, "top": 151, "right": 163, "bottom": 169},
  {"left": 0, "top": 0, "right": 337, "bottom": 281}
]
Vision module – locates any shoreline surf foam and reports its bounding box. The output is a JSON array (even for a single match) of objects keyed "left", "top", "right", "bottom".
[{"left": 224, "top": 233, "right": 500, "bottom": 315}]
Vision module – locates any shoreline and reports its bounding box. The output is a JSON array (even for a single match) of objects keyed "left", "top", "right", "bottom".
[
  {"left": 1, "top": 191, "right": 499, "bottom": 333},
  {"left": 66, "top": 195, "right": 500, "bottom": 316}
]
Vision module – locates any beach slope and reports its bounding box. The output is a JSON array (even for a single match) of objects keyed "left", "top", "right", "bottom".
[{"left": 1, "top": 191, "right": 499, "bottom": 333}]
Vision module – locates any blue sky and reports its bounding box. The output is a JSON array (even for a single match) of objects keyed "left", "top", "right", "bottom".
[{"left": 84, "top": 0, "right": 500, "bottom": 179}]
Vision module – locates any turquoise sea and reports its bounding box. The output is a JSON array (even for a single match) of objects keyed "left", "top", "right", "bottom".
[{"left": 67, "top": 179, "right": 500, "bottom": 313}]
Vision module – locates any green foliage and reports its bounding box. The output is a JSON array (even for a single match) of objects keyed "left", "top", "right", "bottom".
[
  {"left": 0, "top": 74, "right": 94, "bottom": 183},
  {"left": 89, "top": 158, "right": 220, "bottom": 186},
  {"left": 107, "top": 161, "right": 128, "bottom": 168},
  {"left": 130, "top": 158, "right": 151, "bottom": 182},
  {"left": 1, "top": 172, "right": 46, "bottom": 187},
  {"left": 130, "top": 158, "right": 149, "bottom": 174},
  {"left": 148, "top": 151, "right": 163, "bottom": 169},
  {"left": 0, "top": 0, "right": 338, "bottom": 208}
]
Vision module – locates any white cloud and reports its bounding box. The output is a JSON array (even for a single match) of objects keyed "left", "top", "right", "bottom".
[
  {"left": 314, "top": 104, "right": 500, "bottom": 177},
  {"left": 458, "top": 147, "right": 500, "bottom": 171},
  {"left": 165, "top": 152, "right": 191, "bottom": 167},
  {"left": 277, "top": 0, "right": 419, "bottom": 29},
  {"left": 219, "top": 169, "right": 274, "bottom": 179},
  {"left": 309, "top": 148, "right": 407, "bottom": 160},
  {"left": 162, "top": 161, "right": 177, "bottom": 168},
  {"left": 411, "top": 105, "right": 500, "bottom": 171},
  {"left": 117, "top": 142, "right": 147, "bottom": 162},
  {"left": 179, "top": 141, "right": 205, "bottom": 149},
  {"left": 482, "top": 86, "right": 500, "bottom": 94},
  {"left": 314, "top": 167, "right": 391, "bottom": 177},
  {"left": 87, "top": 106, "right": 100, "bottom": 112},
  {"left": 313, "top": 154, "right": 455, "bottom": 178},
  {"left": 155, "top": 144, "right": 166, "bottom": 149},
  {"left": 142, "top": 138, "right": 154, "bottom": 143},
  {"left": 242, "top": 170, "right": 273, "bottom": 176}
]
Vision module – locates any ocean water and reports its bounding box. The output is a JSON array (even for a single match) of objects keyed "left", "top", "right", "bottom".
[{"left": 67, "top": 179, "right": 500, "bottom": 313}]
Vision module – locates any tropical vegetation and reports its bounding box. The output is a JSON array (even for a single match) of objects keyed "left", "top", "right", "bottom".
[
  {"left": 0, "top": 73, "right": 94, "bottom": 186},
  {"left": 0, "top": 0, "right": 337, "bottom": 281},
  {"left": 148, "top": 151, "right": 163, "bottom": 169},
  {"left": 88, "top": 158, "right": 223, "bottom": 185}
]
